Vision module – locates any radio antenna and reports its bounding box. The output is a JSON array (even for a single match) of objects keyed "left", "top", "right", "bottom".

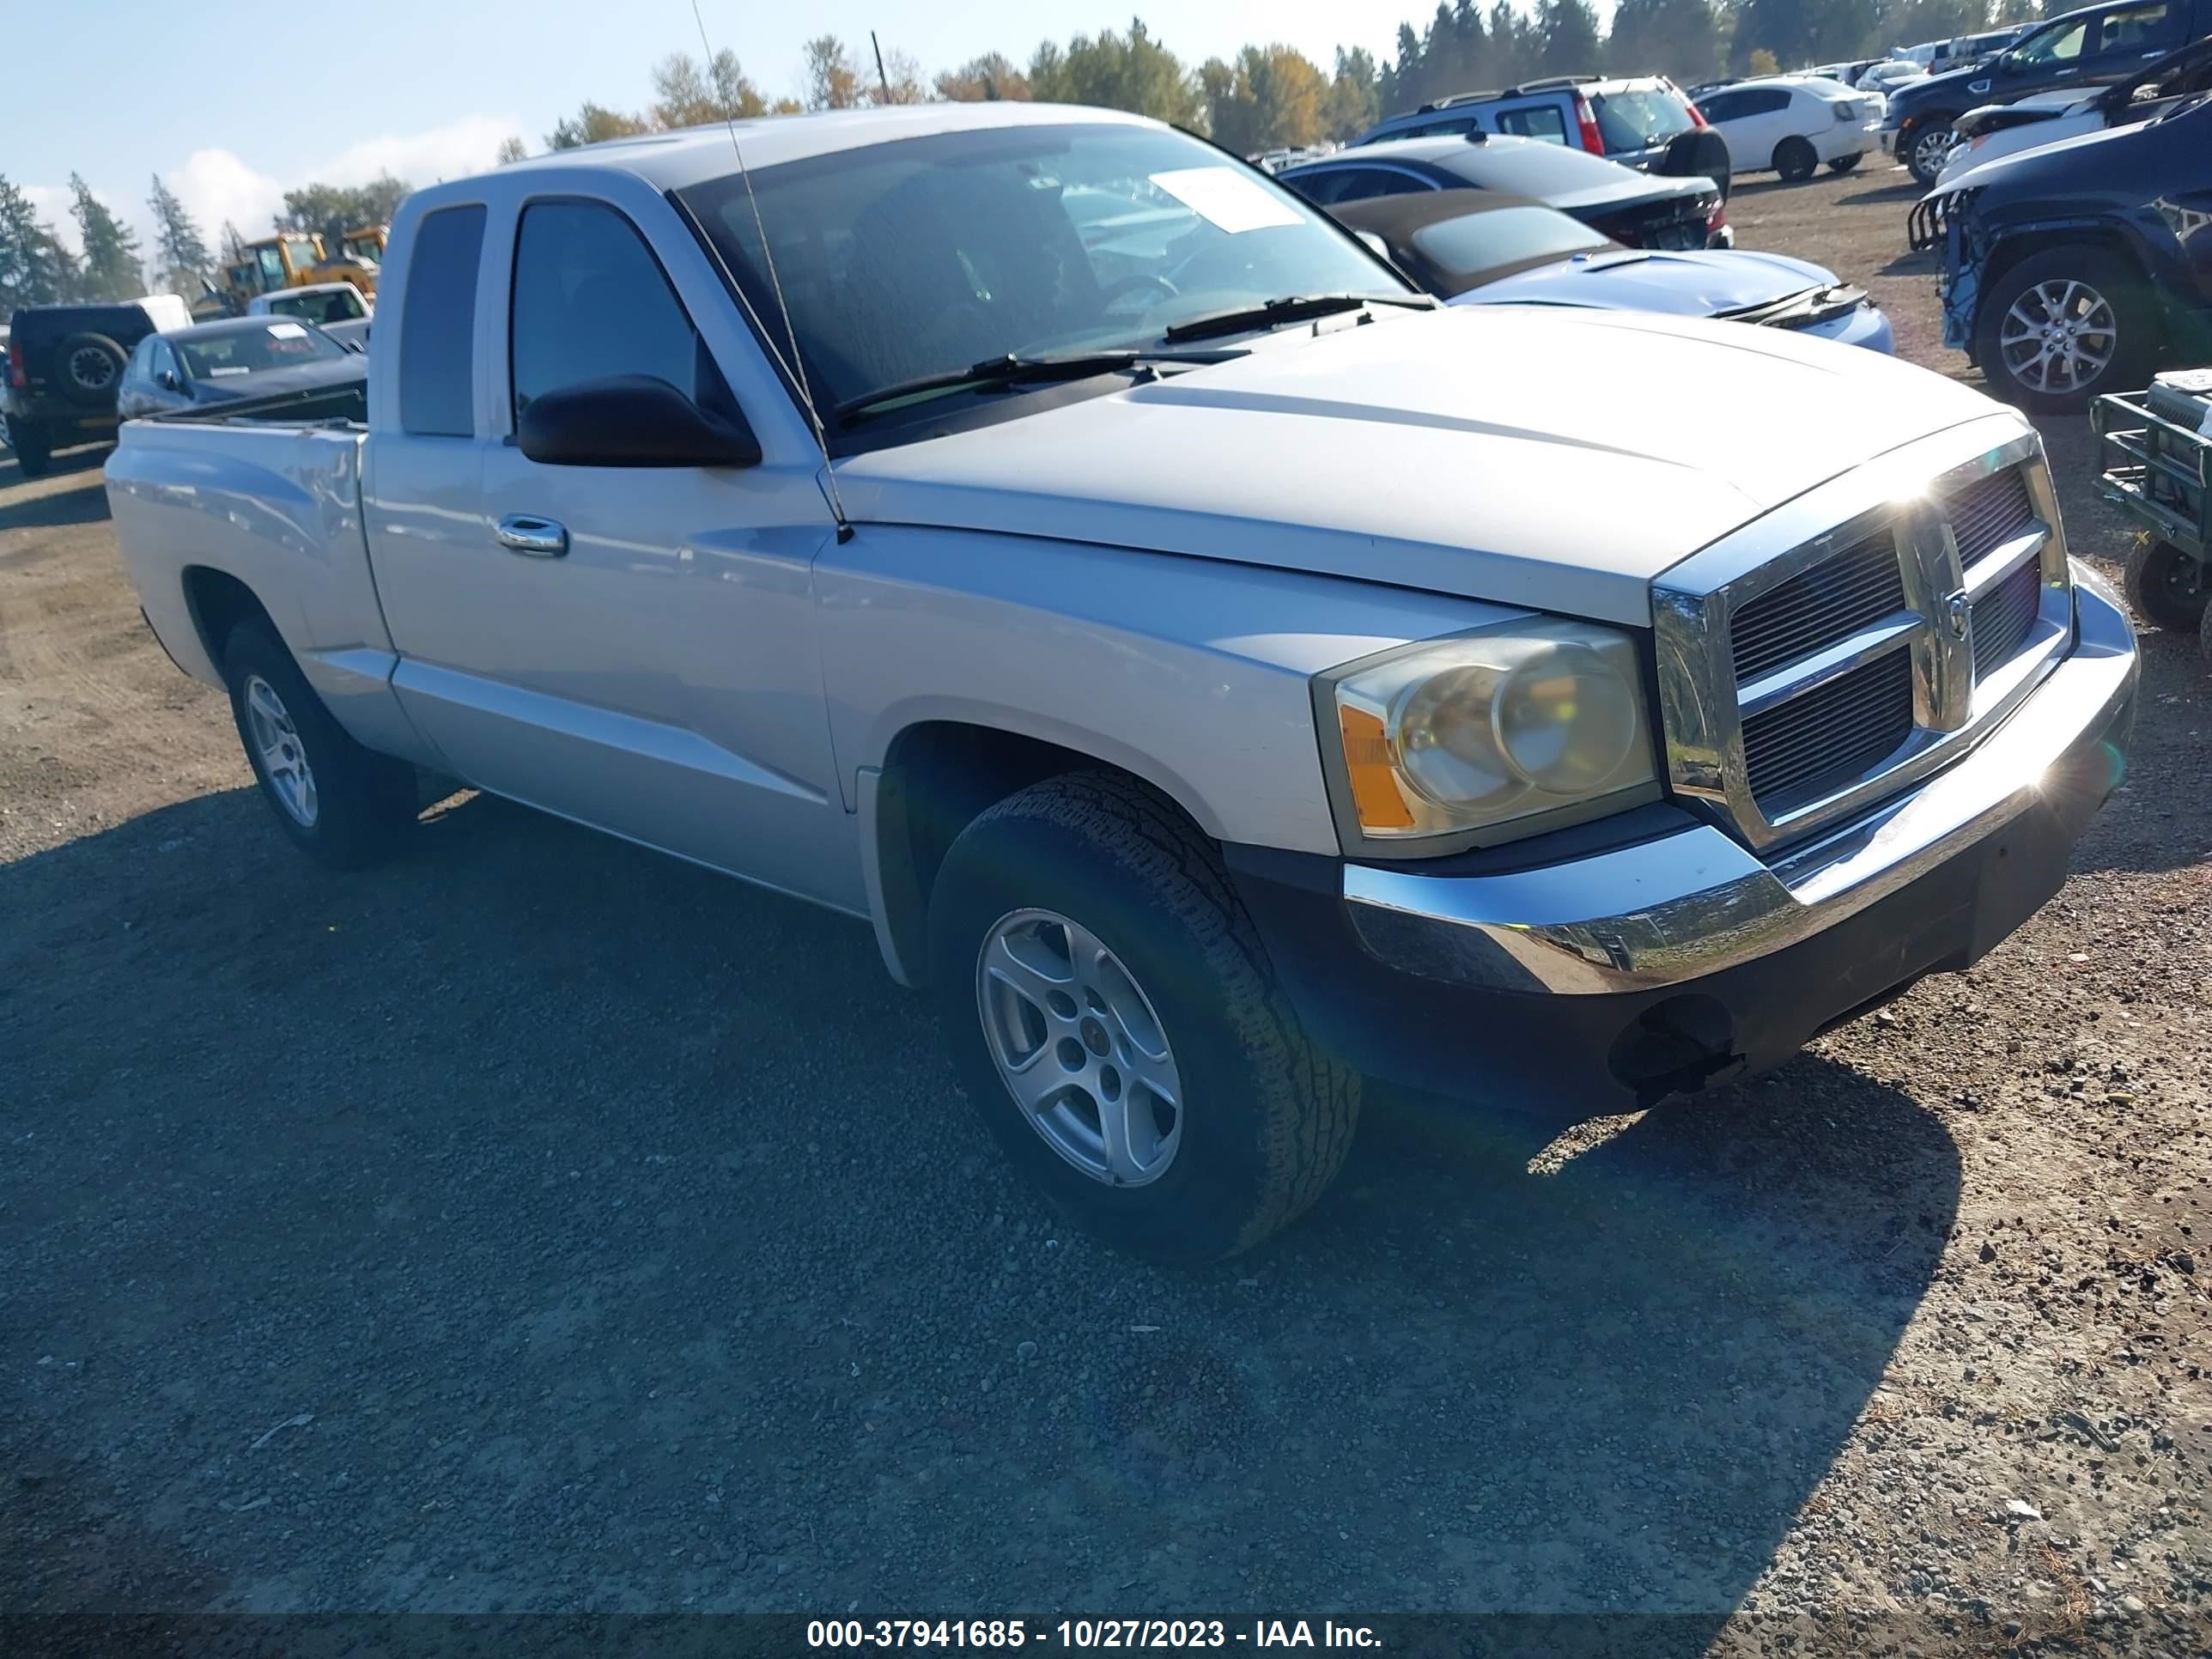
[{"left": 689, "top": 0, "right": 854, "bottom": 542}]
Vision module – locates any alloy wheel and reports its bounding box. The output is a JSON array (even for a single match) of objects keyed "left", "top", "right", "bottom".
[
  {"left": 975, "top": 908, "right": 1183, "bottom": 1188},
  {"left": 1997, "top": 278, "right": 2117, "bottom": 397},
  {"left": 244, "top": 674, "right": 319, "bottom": 827}
]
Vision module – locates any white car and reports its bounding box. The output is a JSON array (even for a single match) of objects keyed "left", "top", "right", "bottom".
[
  {"left": 1932, "top": 34, "right": 2212, "bottom": 187},
  {"left": 1693, "top": 76, "right": 1884, "bottom": 180},
  {"left": 246, "top": 282, "right": 373, "bottom": 327},
  {"left": 1856, "top": 60, "right": 1928, "bottom": 95}
]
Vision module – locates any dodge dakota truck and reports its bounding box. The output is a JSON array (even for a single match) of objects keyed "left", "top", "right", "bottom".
[{"left": 105, "top": 103, "right": 2140, "bottom": 1263}]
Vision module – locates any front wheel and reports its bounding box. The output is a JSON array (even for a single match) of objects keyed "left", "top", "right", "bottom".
[
  {"left": 222, "top": 617, "right": 418, "bottom": 868},
  {"left": 927, "top": 772, "right": 1358, "bottom": 1265},
  {"left": 1905, "top": 120, "right": 1958, "bottom": 185},
  {"left": 1972, "top": 247, "right": 2154, "bottom": 414},
  {"left": 1774, "top": 136, "right": 1818, "bottom": 183},
  {"left": 2124, "top": 538, "right": 2209, "bottom": 633},
  {"left": 1828, "top": 152, "right": 1863, "bottom": 174}
]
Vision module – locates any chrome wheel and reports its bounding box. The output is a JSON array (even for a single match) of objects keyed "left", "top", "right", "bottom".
[
  {"left": 1997, "top": 278, "right": 2117, "bottom": 397},
  {"left": 1910, "top": 125, "right": 1956, "bottom": 179},
  {"left": 68, "top": 345, "right": 117, "bottom": 392},
  {"left": 975, "top": 908, "right": 1183, "bottom": 1187},
  {"left": 244, "top": 674, "right": 318, "bottom": 827}
]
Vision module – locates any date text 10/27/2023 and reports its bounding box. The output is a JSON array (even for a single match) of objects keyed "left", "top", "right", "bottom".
[{"left": 806, "top": 1620, "right": 1383, "bottom": 1649}]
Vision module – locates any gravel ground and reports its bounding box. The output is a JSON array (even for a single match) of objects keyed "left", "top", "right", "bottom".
[{"left": 3, "top": 161, "right": 2209, "bottom": 1653}]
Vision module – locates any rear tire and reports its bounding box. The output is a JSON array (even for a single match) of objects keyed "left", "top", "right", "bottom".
[
  {"left": 1774, "top": 136, "right": 1818, "bottom": 182},
  {"left": 2123, "top": 538, "right": 2209, "bottom": 634},
  {"left": 1828, "top": 153, "right": 1863, "bottom": 173},
  {"left": 927, "top": 771, "right": 1358, "bottom": 1265},
  {"left": 8, "top": 418, "right": 52, "bottom": 477},
  {"left": 222, "top": 617, "right": 417, "bottom": 869},
  {"left": 1972, "top": 246, "right": 2154, "bottom": 415}
]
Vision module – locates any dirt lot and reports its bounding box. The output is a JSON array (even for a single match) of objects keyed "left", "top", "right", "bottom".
[{"left": 3, "top": 163, "right": 2209, "bottom": 1653}]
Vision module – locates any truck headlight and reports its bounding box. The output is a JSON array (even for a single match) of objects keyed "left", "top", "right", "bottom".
[{"left": 1316, "top": 621, "right": 1659, "bottom": 854}]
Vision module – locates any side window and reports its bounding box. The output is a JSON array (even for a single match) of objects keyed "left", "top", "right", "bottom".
[
  {"left": 2017, "top": 18, "right": 2089, "bottom": 65},
  {"left": 126, "top": 337, "right": 155, "bottom": 380},
  {"left": 1746, "top": 88, "right": 1793, "bottom": 116},
  {"left": 1698, "top": 91, "right": 1741, "bottom": 122},
  {"left": 398, "top": 204, "right": 486, "bottom": 437},
  {"left": 150, "top": 340, "right": 179, "bottom": 381},
  {"left": 1496, "top": 105, "right": 1571, "bottom": 143},
  {"left": 1304, "top": 167, "right": 1425, "bottom": 205},
  {"left": 2100, "top": 3, "right": 2173, "bottom": 52},
  {"left": 509, "top": 200, "right": 707, "bottom": 424}
]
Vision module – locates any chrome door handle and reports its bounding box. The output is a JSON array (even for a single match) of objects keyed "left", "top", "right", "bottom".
[{"left": 495, "top": 514, "right": 568, "bottom": 557}]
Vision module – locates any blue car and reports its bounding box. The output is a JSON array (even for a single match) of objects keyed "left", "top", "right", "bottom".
[{"left": 1333, "top": 188, "right": 1893, "bottom": 354}]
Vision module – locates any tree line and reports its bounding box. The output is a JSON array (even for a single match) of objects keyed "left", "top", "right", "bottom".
[
  {"left": 0, "top": 168, "right": 420, "bottom": 313},
  {"left": 3, "top": 0, "right": 2082, "bottom": 315},
  {"left": 542, "top": 0, "right": 2083, "bottom": 161}
]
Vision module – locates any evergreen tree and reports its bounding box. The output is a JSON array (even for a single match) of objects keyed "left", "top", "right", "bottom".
[
  {"left": 0, "top": 175, "right": 78, "bottom": 308},
  {"left": 1534, "top": 0, "right": 1606, "bottom": 72},
  {"left": 70, "top": 174, "right": 143, "bottom": 301},
  {"left": 148, "top": 173, "right": 213, "bottom": 282}
]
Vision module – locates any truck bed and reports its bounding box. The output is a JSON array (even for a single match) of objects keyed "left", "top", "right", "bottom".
[{"left": 104, "top": 416, "right": 422, "bottom": 762}]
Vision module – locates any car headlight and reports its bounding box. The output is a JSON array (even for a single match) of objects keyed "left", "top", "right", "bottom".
[{"left": 1315, "top": 620, "right": 1660, "bottom": 855}]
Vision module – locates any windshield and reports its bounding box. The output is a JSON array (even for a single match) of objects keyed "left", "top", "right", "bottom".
[
  {"left": 1590, "top": 88, "right": 1696, "bottom": 150},
  {"left": 267, "top": 288, "right": 367, "bottom": 322},
  {"left": 1410, "top": 205, "right": 1613, "bottom": 279},
  {"left": 177, "top": 321, "right": 350, "bottom": 379},
  {"left": 677, "top": 122, "right": 1410, "bottom": 434}
]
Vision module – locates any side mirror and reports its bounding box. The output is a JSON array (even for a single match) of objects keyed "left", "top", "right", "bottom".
[{"left": 516, "top": 374, "right": 762, "bottom": 469}]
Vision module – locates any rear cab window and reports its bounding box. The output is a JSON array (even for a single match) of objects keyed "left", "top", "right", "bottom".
[
  {"left": 398, "top": 204, "right": 486, "bottom": 436},
  {"left": 1495, "top": 105, "right": 1571, "bottom": 143}
]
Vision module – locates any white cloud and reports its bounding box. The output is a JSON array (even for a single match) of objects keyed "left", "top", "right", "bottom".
[
  {"left": 313, "top": 114, "right": 520, "bottom": 191},
  {"left": 167, "top": 148, "right": 287, "bottom": 246}
]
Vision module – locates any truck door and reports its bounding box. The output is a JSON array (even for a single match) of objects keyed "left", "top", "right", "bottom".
[{"left": 368, "top": 185, "right": 856, "bottom": 912}]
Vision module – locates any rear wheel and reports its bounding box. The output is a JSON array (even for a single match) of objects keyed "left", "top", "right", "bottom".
[
  {"left": 1774, "top": 136, "right": 1819, "bottom": 182},
  {"left": 2123, "top": 538, "right": 2209, "bottom": 634},
  {"left": 1828, "top": 152, "right": 1863, "bottom": 173},
  {"left": 927, "top": 771, "right": 1358, "bottom": 1265},
  {"left": 1973, "top": 246, "right": 2154, "bottom": 415},
  {"left": 222, "top": 617, "right": 417, "bottom": 868},
  {"left": 1905, "top": 119, "right": 1959, "bottom": 185},
  {"left": 8, "top": 417, "right": 52, "bottom": 477}
]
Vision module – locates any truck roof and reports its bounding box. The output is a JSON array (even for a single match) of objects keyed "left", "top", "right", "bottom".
[{"left": 481, "top": 101, "right": 1156, "bottom": 196}]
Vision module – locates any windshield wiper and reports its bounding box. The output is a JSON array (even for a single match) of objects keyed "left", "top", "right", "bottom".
[
  {"left": 1162, "top": 292, "right": 1433, "bottom": 344},
  {"left": 834, "top": 352, "right": 1164, "bottom": 423}
]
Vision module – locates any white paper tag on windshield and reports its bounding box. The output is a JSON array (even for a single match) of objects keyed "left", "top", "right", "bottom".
[
  {"left": 208, "top": 366, "right": 252, "bottom": 376},
  {"left": 1148, "top": 167, "right": 1301, "bottom": 234},
  {"left": 265, "top": 322, "right": 308, "bottom": 338}
]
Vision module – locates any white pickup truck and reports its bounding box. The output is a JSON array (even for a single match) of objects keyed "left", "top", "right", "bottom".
[{"left": 106, "top": 103, "right": 2139, "bottom": 1262}]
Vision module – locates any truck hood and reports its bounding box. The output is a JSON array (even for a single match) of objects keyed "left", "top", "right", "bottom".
[
  {"left": 1450, "top": 247, "right": 1843, "bottom": 316},
  {"left": 831, "top": 305, "right": 2003, "bottom": 626}
]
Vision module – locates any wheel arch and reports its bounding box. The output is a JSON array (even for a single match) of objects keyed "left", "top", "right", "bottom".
[
  {"left": 179, "top": 564, "right": 280, "bottom": 672},
  {"left": 863, "top": 719, "right": 1220, "bottom": 989}
]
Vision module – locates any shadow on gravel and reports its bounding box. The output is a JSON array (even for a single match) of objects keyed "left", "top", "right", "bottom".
[
  {"left": 1839, "top": 181, "right": 1921, "bottom": 207},
  {"left": 0, "top": 442, "right": 112, "bottom": 489},
  {"left": 0, "top": 474, "right": 111, "bottom": 532},
  {"left": 4, "top": 787, "right": 1959, "bottom": 1637}
]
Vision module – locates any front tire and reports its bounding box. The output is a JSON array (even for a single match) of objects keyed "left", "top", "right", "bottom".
[
  {"left": 2124, "top": 538, "right": 2209, "bottom": 633},
  {"left": 927, "top": 772, "right": 1358, "bottom": 1265},
  {"left": 1905, "top": 119, "right": 1958, "bottom": 185},
  {"left": 1972, "top": 247, "right": 2154, "bottom": 415},
  {"left": 222, "top": 617, "right": 416, "bottom": 868}
]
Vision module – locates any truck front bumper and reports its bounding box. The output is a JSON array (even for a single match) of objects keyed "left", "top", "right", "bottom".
[{"left": 1228, "top": 571, "right": 2138, "bottom": 1115}]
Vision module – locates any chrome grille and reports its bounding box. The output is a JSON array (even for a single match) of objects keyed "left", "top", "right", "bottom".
[
  {"left": 1971, "top": 556, "right": 2041, "bottom": 678},
  {"left": 1948, "top": 465, "right": 2035, "bottom": 568},
  {"left": 1729, "top": 532, "right": 1906, "bottom": 683},
  {"left": 1650, "top": 430, "right": 2073, "bottom": 853},
  {"left": 1742, "top": 651, "right": 1914, "bottom": 811}
]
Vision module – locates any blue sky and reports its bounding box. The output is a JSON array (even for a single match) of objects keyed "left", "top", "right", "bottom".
[{"left": 15, "top": 0, "right": 1610, "bottom": 258}]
